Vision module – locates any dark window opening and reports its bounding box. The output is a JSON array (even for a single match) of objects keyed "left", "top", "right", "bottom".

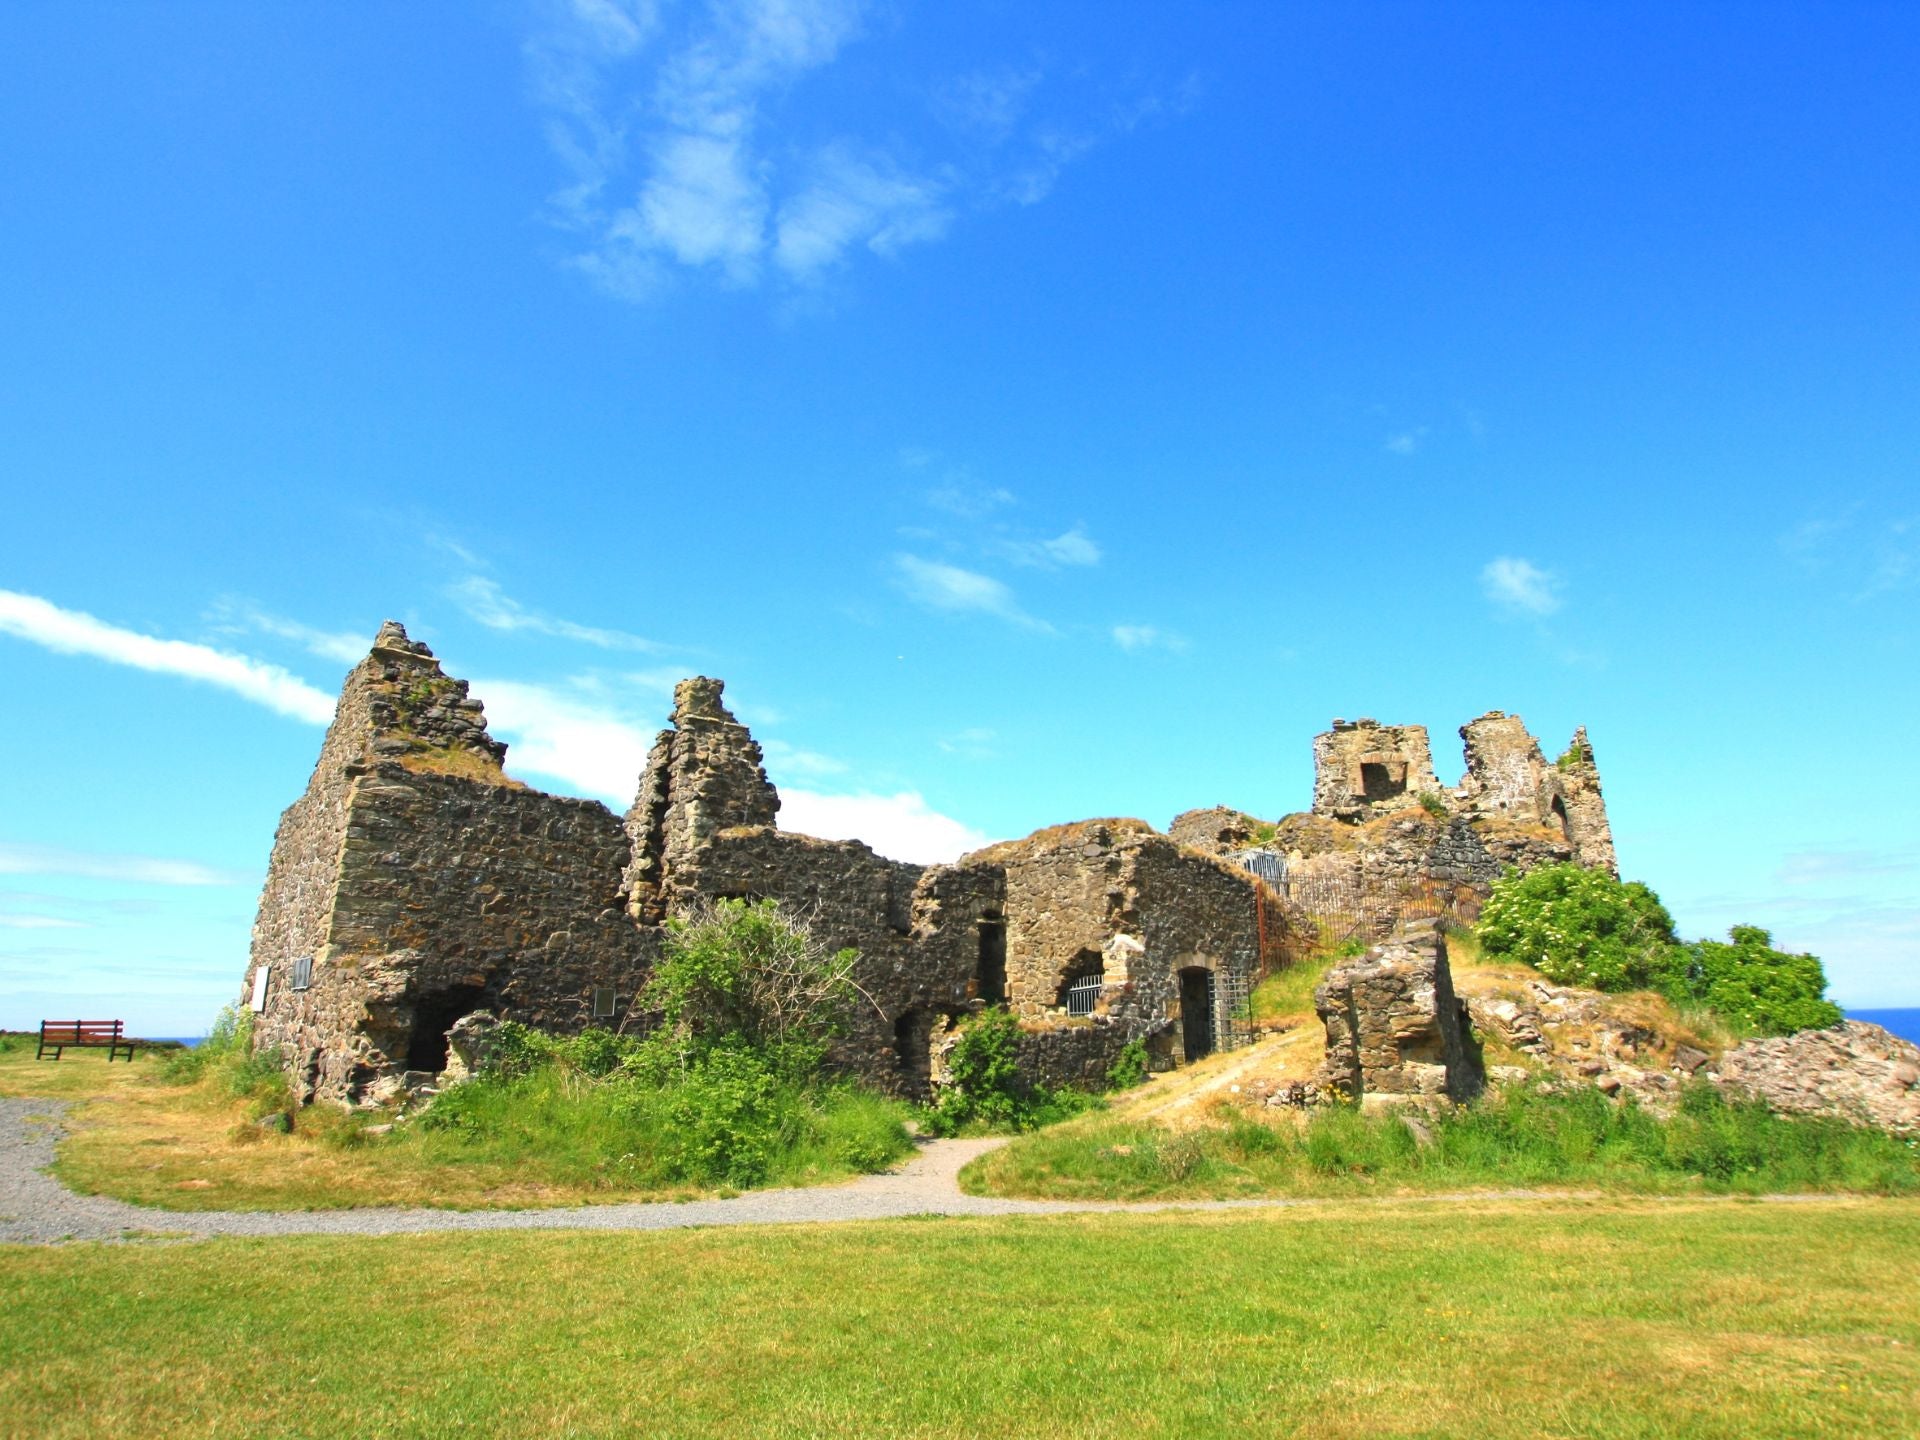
[
  {"left": 1550, "top": 794, "right": 1571, "bottom": 843},
  {"left": 290, "top": 955, "right": 314, "bottom": 992},
  {"left": 592, "top": 987, "right": 617, "bottom": 1020},
  {"left": 405, "top": 984, "right": 488, "bottom": 1074},
  {"left": 1179, "top": 968, "right": 1216, "bottom": 1063},
  {"left": 1360, "top": 761, "right": 1407, "bottom": 802},
  {"left": 1058, "top": 951, "right": 1105, "bottom": 1015},
  {"left": 976, "top": 915, "right": 1007, "bottom": 1004}
]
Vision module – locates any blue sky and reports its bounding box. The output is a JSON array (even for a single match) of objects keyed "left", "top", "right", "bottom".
[{"left": 2, "top": 1, "right": 1915, "bottom": 1033}]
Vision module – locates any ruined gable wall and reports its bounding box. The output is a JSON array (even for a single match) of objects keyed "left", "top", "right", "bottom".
[
  {"left": 1555, "top": 727, "right": 1619, "bottom": 876},
  {"left": 247, "top": 623, "right": 654, "bottom": 1105},
  {"left": 245, "top": 653, "right": 375, "bottom": 1017},
  {"left": 1456, "top": 712, "right": 1554, "bottom": 822},
  {"left": 276, "top": 766, "right": 654, "bottom": 1104}
]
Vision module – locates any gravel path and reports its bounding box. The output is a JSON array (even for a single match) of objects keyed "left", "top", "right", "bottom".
[{"left": 0, "top": 1097, "right": 1286, "bottom": 1245}]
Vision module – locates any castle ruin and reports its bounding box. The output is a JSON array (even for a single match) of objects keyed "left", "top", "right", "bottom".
[
  {"left": 244, "top": 625, "right": 1290, "bottom": 1106},
  {"left": 243, "top": 625, "right": 1616, "bottom": 1108}
]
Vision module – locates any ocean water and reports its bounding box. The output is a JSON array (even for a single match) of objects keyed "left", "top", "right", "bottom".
[{"left": 1848, "top": 1009, "right": 1920, "bottom": 1045}]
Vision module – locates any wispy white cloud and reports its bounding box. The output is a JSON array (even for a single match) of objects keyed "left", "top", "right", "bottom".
[
  {"left": 468, "top": 672, "right": 988, "bottom": 862},
  {"left": 937, "top": 727, "right": 998, "bottom": 761},
  {"left": 449, "top": 577, "right": 665, "bottom": 652},
  {"left": 1111, "top": 624, "right": 1187, "bottom": 653},
  {"left": 925, "top": 480, "right": 1016, "bottom": 519},
  {"left": 0, "top": 841, "right": 249, "bottom": 888},
  {"left": 774, "top": 143, "right": 952, "bottom": 279},
  {"left": 0, "top": 914, "right": 89, "bottom": 930},
  {"left": 999, "top": 525, "right": 1101, "bottom": 569},
  {"left": 529, "top": 3, "right": 1178, "bottom": 300},
  {"left": 475, "top": 675, "right": 664, "bottom": 804},
  {"left": 1776, "top": 848, "right": 1920, "bottom": 887},
  {"left": 0, "top": 589, "right": 336, "bottom": 724},
  {"left": 1480, "top": 557, "right": 1563, "bottom": 617},
  {"left": 761, "top": 737, "right": 850, "bottom": 779},
  {"left": 892, "top": 554, "right": 1049, "bottom": 631},
  {"left": 1384, "top": 427, "right": 1427, "bottom": 456},
  {"left": 1779, "top": 507, "right": 1918, "bottom": 599},
  {"left": 205, "top": 599, "right": 368, "bottom": 665}
]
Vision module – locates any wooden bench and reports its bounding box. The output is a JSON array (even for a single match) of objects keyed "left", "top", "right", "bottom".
[{"left": 36, "top": 1020, "right": 137, "bottom": 1062}]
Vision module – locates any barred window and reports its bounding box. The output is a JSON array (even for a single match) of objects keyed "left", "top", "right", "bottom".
[{"left": 290, "top": 956, "right": 314, "bottom": 992}]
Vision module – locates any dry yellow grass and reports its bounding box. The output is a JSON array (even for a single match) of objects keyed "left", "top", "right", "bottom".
[{"left": 0, "top": 1040, "right": 693, "bottom": 1211}]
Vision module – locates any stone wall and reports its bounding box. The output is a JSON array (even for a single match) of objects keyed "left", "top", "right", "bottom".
[
  {"left": 622, "top": 677, "right": 781, "bottom": 926},
  {"left": 1311, "top": 719, "right": 1441, "bottom": 821},
  {"left": 246, "top": 623, "right": 653, "bottom": 1105},
  {"left": 1315, "top": 921, "right": 1482, "bottom": 1105}
]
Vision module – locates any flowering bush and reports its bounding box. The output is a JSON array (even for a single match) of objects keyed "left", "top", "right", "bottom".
[{"left": 1478, "top": 863, "right": 1685, "bottom": 992}]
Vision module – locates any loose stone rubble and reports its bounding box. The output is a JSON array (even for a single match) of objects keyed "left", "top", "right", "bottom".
[{"left": 1715, "top": 1021, "right": 1920, "bottom": 1136}]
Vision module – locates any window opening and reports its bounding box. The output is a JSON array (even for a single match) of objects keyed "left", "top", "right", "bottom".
[
  {"left": 1360, "top": 761, "right": 1406, "bottom": 802},
  {"left": 1056, "top": 951, "right": 1105, "bottom": 1015},
  {"left": 290, "top": 955, "right": 314, "bottom": 992},
  {"left": 592, "top": 987, "right": 617, "bottom": 1020},
  {"left": 1065, "top": 974, "right": 1104, "bottom": 1016},
  {"left": 976, "top": 915, "right": 1007, "bottom": 1004}
]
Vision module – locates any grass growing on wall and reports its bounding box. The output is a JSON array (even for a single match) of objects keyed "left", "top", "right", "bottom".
[{"left": 3, "top": 1200, "right": 1917, "bottom": 1438}]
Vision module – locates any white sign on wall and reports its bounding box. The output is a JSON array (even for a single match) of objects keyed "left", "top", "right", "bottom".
[{"left": 249, "top": 965, "right": 270, "bottom": 1013}]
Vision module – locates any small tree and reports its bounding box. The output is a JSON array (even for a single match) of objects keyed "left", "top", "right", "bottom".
[{"left": 1686, "top": 926, "right": 1842, "bottom": 1037}]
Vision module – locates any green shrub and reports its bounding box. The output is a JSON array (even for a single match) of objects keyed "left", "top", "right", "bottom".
[
  {"left": 1683, "top": 927, "right": 1843, "bottom": 1037},
  {"left": 1417, "top": 791, "right": 1448, "bottom": 820},
  {"left": 417, "top": 901, "right": 914, "bottom": 1191},
  {"left": 1478, "top": 863, "right": 1685, "bottom": 992},
  {"left": 1105, "top": 1038, "right": 1150, "bottom": 1091},
  {"left": 921, "top": 1009, "right": 1098, "bottom": 1136},
  {"left": 1478, "top": 866, "right": 1844, "bottom": 1037}
]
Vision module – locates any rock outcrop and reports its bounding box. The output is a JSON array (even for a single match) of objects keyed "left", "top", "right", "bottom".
[{"left": 1715, "top": 1021, "right": 1920, "bottom": 1136}]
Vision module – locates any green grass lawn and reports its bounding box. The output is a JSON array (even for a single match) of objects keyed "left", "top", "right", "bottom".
[{"left": 3, "top": 1199, "right": 1916, "bottom": 1438}]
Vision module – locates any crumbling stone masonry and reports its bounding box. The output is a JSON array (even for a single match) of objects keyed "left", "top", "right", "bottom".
[
  {"left": 244, "top": 624, "right": 653, "bottom": 1105},
  {"left": 246, "top": 628, "right": 1286, "bottom": 1106},
  {"left": 1172, "top": 709, "right": 1619, "bottom": 948},
  {"left": 1314, "top": 921, "right": 1483, "bottom": 1105},
  {"left": 1311, "top": 720, "right": 1443, "bottom": 822}
]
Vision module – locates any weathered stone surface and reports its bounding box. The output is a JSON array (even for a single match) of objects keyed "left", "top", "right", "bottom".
[
  {"left": 1315, "top": 924, "right": 1482, "bottom": 1103},
  {"left": 1311, "top": 719, "right": 1442, "bottom": 822},
  {"left": 1715, "top": 1021, "right": 1920, "bottom": 1136},
  {"left": 1455, "top": 712, "right": 1617, "bottom": 876},
  {"left": 442, "top": 1010, "right": 503, "bottom": 1083},
  {"left": 1167, "top": 806, "right": 1261, "bottom": 856},
  {"left": 622, "top": 677, "right": 779, "bottom": 926},
  {"left": 246, "top": 624, "right": 654, "bottom": 1107}
]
